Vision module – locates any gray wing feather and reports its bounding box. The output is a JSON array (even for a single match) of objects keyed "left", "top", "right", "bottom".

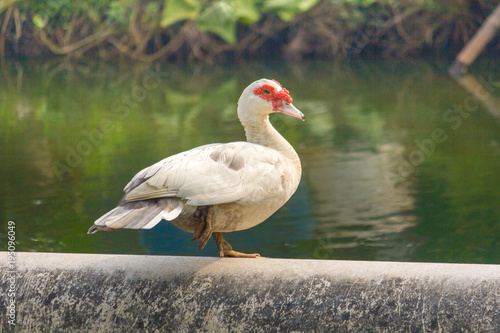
[{"left": 88, "top": 197, "right": 183, "bottom": 234}]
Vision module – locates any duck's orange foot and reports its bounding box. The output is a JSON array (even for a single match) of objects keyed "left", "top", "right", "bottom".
[
  {"left": 222, "top": 250, "right": 262, "bottom": 258},
  {"left": 212, "top": 232, "right": 265, "bottom": 258}
]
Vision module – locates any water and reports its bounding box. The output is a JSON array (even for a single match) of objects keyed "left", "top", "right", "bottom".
[{"left": 1, "top": 59, "right": 499, "bottom": 263}]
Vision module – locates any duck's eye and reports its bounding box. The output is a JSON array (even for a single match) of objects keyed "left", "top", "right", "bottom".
[{"left": 263, "top": 89, "right": 271, "bottom": 96}]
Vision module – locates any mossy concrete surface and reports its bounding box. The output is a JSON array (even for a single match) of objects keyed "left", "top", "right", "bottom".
[{"left": 1, "top": 252, "right": 499, "bottom": 332}]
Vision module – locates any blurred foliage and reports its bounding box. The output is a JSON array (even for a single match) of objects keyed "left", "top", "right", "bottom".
[
  {"left": 0, "top": 0, "right": 497, "bottom": 62},
  {"left": 3, "top": 0, "right": 320, "bottom": 45}
]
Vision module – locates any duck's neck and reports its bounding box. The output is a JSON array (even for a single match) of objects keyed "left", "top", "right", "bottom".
[{"left": 242, "top": 116, "right": 301, "bottom": 167}]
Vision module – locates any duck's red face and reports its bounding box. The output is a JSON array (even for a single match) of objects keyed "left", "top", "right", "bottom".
[{"left": 253, "top": 80, "right": 304, "bottom": 120}]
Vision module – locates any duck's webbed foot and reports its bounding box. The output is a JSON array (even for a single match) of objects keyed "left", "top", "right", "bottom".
[
  {"left": 193, "top": 206, "right": 214, "bottom": 250},
  {"left": 212, "top": 232, "right": 263, "bottom": 258}
]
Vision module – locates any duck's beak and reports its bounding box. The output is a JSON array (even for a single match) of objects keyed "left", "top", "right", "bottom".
[{"left": 274, "top": 103, "right": 305, "bottom": 121}]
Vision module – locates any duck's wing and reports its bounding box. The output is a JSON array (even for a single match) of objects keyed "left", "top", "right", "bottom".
[
  {"left": 124, "top": 142, "right": 290, "bottom": 206},
  {"left": 89, "top": 142, "right": 291, "bottom": 233}
]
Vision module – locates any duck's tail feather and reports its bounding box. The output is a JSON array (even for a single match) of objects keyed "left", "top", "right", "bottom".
[{"left": 88, "top": 198, "right": 183, "bottom": 234}]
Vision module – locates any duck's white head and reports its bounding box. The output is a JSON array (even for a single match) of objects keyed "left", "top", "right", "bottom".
[{"left": 237, "top": 79, "right": 305, "bottom": 124}]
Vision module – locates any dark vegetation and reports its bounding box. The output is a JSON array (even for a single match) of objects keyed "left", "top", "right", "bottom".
[{"left": 0, "top": 0, "right": 498, "bottom": 63}]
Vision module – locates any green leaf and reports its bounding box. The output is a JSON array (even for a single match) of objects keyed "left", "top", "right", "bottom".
[
  {"left": 161, "top": 0, "right": 201, "bottom": 27},
  {"left": 296, "top": 0, "right": 321, "bottom": 12},
  {"left": 264, "top": 0, "right": 320, "bottom": 21},
  {"left": 342, "top": 0, "right": 380, "bottom": 7},
  {"left": 232, "top": 0, "right": 260, "bottom": 25},
  {"left": 106, "top": 1, "right": 129, "bottom": 25},
  {"left": 196, "top": 1, "right": 236, "bottom": 44},
  {"left": 0, "top": 1, "right": 20, "bottom": 11},
  {"left": 33, "top": 14, "right": 47, "bottom": 29}
]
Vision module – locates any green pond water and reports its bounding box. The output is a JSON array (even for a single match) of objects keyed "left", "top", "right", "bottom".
[{"left": 1, "top": 59, "right": 499, "bottom": 263}]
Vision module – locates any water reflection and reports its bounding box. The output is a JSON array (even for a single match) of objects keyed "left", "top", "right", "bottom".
[
  {"left": 304, "top": 141, "right": 416, "bottom": 260},
  {"left": 0, "top": 60, "right": 498, "bottom": 263}
]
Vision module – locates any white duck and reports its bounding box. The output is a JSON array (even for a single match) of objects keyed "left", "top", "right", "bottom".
[{"left": 88, "top": 79, "right": 305, "bottom": 257}]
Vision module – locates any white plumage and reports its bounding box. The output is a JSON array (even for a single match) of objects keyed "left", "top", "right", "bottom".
[{"left": 88, "top": 78, "right": 305, "bottom": 257}]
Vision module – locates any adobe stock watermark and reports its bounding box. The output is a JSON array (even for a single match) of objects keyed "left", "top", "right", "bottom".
[
  {"left": 6, "top": 221, "right": 17, "bottom": 327},
  {"left": 313, "top": 234, "right": 336, "bottom": 259},
  {"left": 51, "top": 66, "right": 168, "bottom": 181},
  {"left": 384, "top": 73, "right": 498, "bottom": 187}
]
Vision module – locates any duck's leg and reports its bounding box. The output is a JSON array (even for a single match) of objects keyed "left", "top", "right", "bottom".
[
  {"left": 193, "top": 206, "right": 213, "bottom": 250},
  {"left": 212, "top": 232, "right": 262, "bottom": 258}
]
